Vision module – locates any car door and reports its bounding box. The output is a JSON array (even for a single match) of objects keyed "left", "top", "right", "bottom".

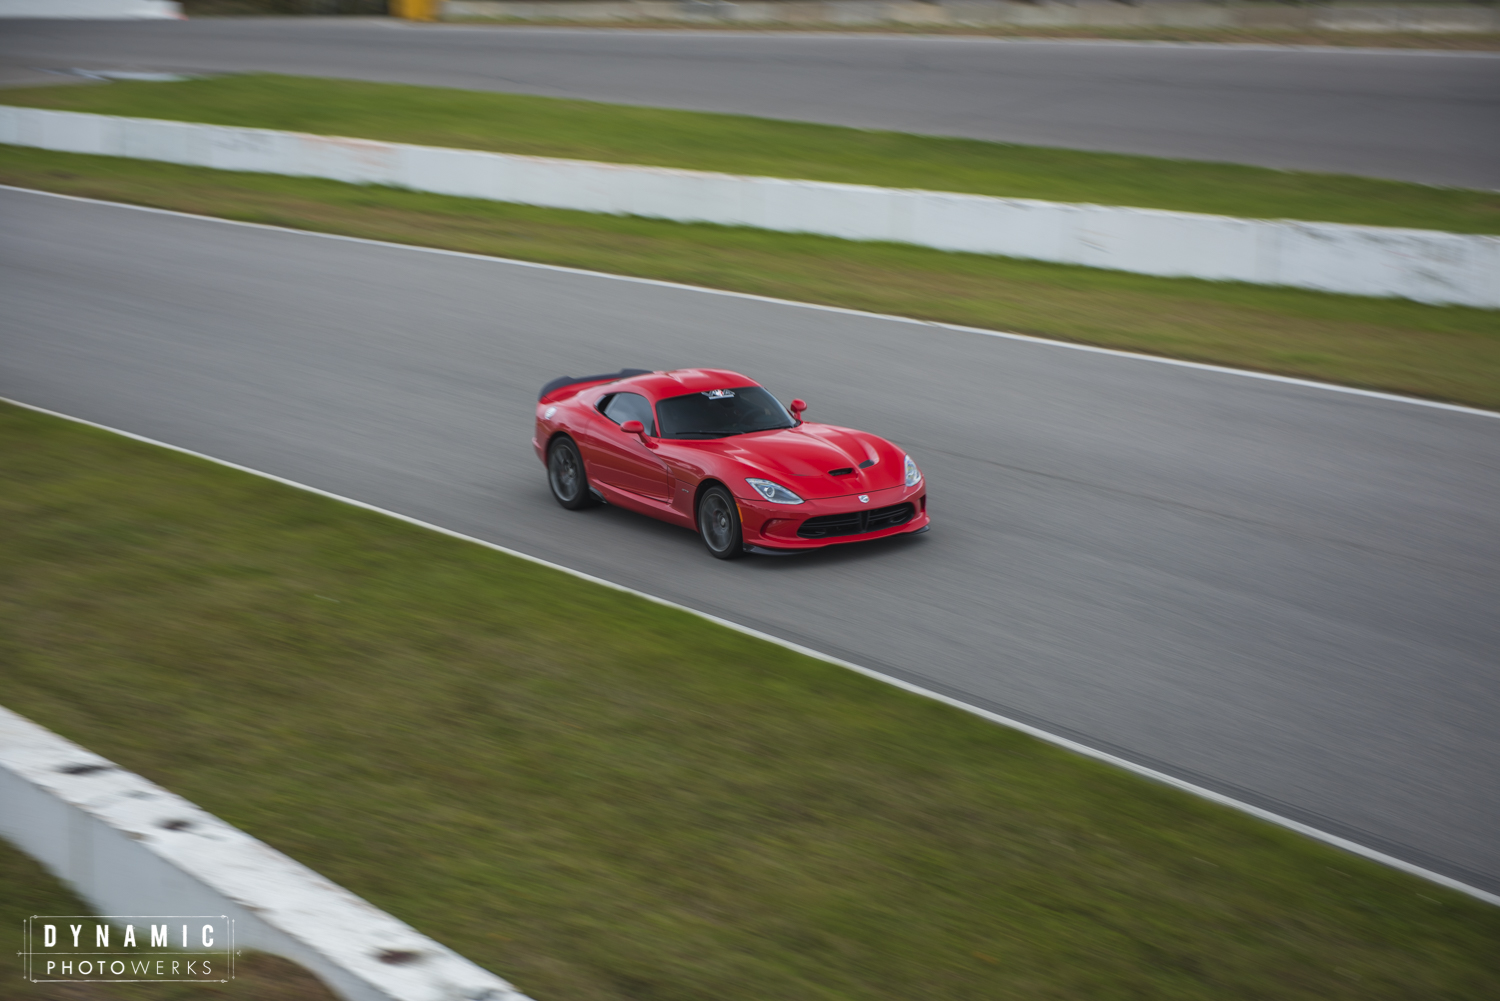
[{"left": 590, "top": 392, "right": 673, "bottom": 501}]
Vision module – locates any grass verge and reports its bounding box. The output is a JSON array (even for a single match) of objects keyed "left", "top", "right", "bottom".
[
  {"left": 0, "top": 838, "right": 337, "bottom": 999},
  {"left": 1, "top": 73, "right": 1496, "bottom": 234},
  {"left": 4, "top": 401, "right": 1500, "bottom": 1000},
  {"left": 3, "top": 144, "right": 1498, "bottom": 410}
]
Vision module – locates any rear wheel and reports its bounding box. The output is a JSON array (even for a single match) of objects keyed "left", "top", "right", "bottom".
[
  {"left": 547, "top": 436, "right": 595, "bottom": 510},
  {"left": 697, "top": 485, "right": 745, "bottom": 560}
]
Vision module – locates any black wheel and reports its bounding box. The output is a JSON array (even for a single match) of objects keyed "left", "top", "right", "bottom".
[
  {"left": 547, "top": 436, "right": 595, "bottom": 510},
  {"left": 697, "top": 485, "right": 745, "bottom": 560}
]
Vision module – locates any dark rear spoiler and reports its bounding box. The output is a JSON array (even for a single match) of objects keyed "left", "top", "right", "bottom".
[{"left": 538, "top": 369, "right": 652, "bottom": 402}]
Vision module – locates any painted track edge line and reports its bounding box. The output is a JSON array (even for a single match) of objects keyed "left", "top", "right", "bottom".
[
  {"left": 3, "top": 183, "right": 1495, "bottom": 421},
  {"left": 5, "top": 391, "right": 1497, "bottom": 909}
]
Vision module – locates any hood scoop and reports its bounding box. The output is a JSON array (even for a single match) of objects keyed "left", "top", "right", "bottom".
[{"left": 828, "top": 458, "right": 875, "bottom": 478}]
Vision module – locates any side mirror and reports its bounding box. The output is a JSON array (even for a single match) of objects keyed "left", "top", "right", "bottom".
[
  {"left": 789, "top": 399, "right": 807, "bottom": 419},
  {"left": 620, "top": 420, "right": 645, "bottom": 434}
]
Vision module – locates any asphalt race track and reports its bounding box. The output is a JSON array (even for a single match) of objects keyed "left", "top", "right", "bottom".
[
  {"left": 1, "top": 18, "right": 1498, "bottom": 187},
  {"left": 4, "top": 187, "right": 1498, "bottom": 893}
]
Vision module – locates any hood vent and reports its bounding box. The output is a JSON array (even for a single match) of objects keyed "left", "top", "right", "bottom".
[{"left": 829, "top": 467, "right": 855, "bottom": 477}]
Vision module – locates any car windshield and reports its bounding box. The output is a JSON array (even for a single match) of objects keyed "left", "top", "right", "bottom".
[{"left": 655, "top": 386, "right": 796, "bottom": 439}]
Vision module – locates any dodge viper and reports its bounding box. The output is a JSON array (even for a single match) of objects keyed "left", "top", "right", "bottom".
[{"left": 534, "top": 368, "right": 929, "bottom": 559}]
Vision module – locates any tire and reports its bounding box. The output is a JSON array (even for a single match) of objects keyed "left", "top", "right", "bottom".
[
  {"left": 547, "top": 436, "right": 595, "bottom": 510},
  {"left": 697, "top": 485, "right": 745, "bottom": 560}
]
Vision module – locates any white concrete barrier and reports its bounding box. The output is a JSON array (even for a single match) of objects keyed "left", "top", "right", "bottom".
[
  {"left": 0, "top": 704, "right": 531, "bottom": 1001},
  {"left": 0, "top": 0, "right": 182, "bottom": 17},
  {"left": 441, "top": 0, "right": 1500, "bottom": 34},
  {"left": 1, "top": 105, "right": 1494, "bottom": 307}
]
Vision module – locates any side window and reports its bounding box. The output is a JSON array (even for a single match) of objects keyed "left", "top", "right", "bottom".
[{"left": 600, "top": 392, "right": 656, "bottom": 436}]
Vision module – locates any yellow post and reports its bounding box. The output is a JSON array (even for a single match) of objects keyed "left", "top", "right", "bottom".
[{"left": 392, "top": 0, "right": 439, "bottom": 21}]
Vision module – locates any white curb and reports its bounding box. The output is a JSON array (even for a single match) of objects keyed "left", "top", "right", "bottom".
[{"left": 0, "top": 705, "right": 533, "bottom": 1001}]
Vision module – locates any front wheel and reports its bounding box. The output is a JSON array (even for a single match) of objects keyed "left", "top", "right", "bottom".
[
  {"left": 697, "top": 485, "right": 745, "bottom": 560},
  {"left": 547, "top": 436, "right": 595, "bottom": 510}
]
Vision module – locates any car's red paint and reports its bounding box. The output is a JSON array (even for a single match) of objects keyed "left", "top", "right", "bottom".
[{"left": 533, "top": 368, "right": 929, "bottom": 553}]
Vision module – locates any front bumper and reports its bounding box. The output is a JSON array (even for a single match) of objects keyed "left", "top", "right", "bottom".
[{"left": 736, "top": 482, "right": 929, "bottom": 551}]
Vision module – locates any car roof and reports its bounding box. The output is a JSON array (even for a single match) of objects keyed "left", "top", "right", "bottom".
[{"left": 615, "top": 368, "right": 760, "bottom": 400}]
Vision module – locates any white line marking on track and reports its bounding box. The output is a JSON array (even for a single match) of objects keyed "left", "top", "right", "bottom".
[
  {"left": 4, "top": 391, "right": 1497, "bottom": 908},
  {"left": 4, "top": 184, "right": 1495, "bottom": 421}
]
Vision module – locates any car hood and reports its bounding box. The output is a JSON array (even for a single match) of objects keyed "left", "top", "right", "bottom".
[{"left": 703, "top": 423, "right": 907, "bottom": 499}]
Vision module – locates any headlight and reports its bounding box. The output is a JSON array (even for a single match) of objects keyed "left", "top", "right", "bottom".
[
  {"left": 904, "top": 454, "right": 922, "bottom": 487},
  {"left": 745, "top": 478, "right": 804, "bottom": 505}
]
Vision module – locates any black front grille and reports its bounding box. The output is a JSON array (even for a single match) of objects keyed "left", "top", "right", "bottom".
[{"left": 797, "top": 502, "right": 914, "bottom": 539}]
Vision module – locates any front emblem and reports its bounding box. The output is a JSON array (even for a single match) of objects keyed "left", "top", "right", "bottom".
[{"left": 859, "top": 494, "right": 870, "bottom": 504}]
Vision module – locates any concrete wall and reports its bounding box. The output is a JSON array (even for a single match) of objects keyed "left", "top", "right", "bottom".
[
  {"left": 441, "top": 1, "right": 1500, "bottom": 33},
  {"left": 0, "top": 705, "right": 529, "bottom": 1001},
  {"left": 2, "top": 105, "right": 1495, "bottom": 307},
  {"left": 0, "top": 0, "right": 182, "bottom": 17}
]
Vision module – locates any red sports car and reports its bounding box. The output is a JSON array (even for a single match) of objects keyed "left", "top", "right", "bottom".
[{"left": 534, "top": 368, "right": 929, "bottom": 559}]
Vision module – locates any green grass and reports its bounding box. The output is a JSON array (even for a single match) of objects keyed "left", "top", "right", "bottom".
[
  {"left": 0, "top": 838, "right": 337, "bottom": 999},
  {"left": 4, "top": 403, "right": 1500, "bottom": 1001},
  {"left": 4, "top": 144, "right": 1498, "bottom": 410},
  {"left": 2, "top": 73, "right": 1496, "bottom": 233}
]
